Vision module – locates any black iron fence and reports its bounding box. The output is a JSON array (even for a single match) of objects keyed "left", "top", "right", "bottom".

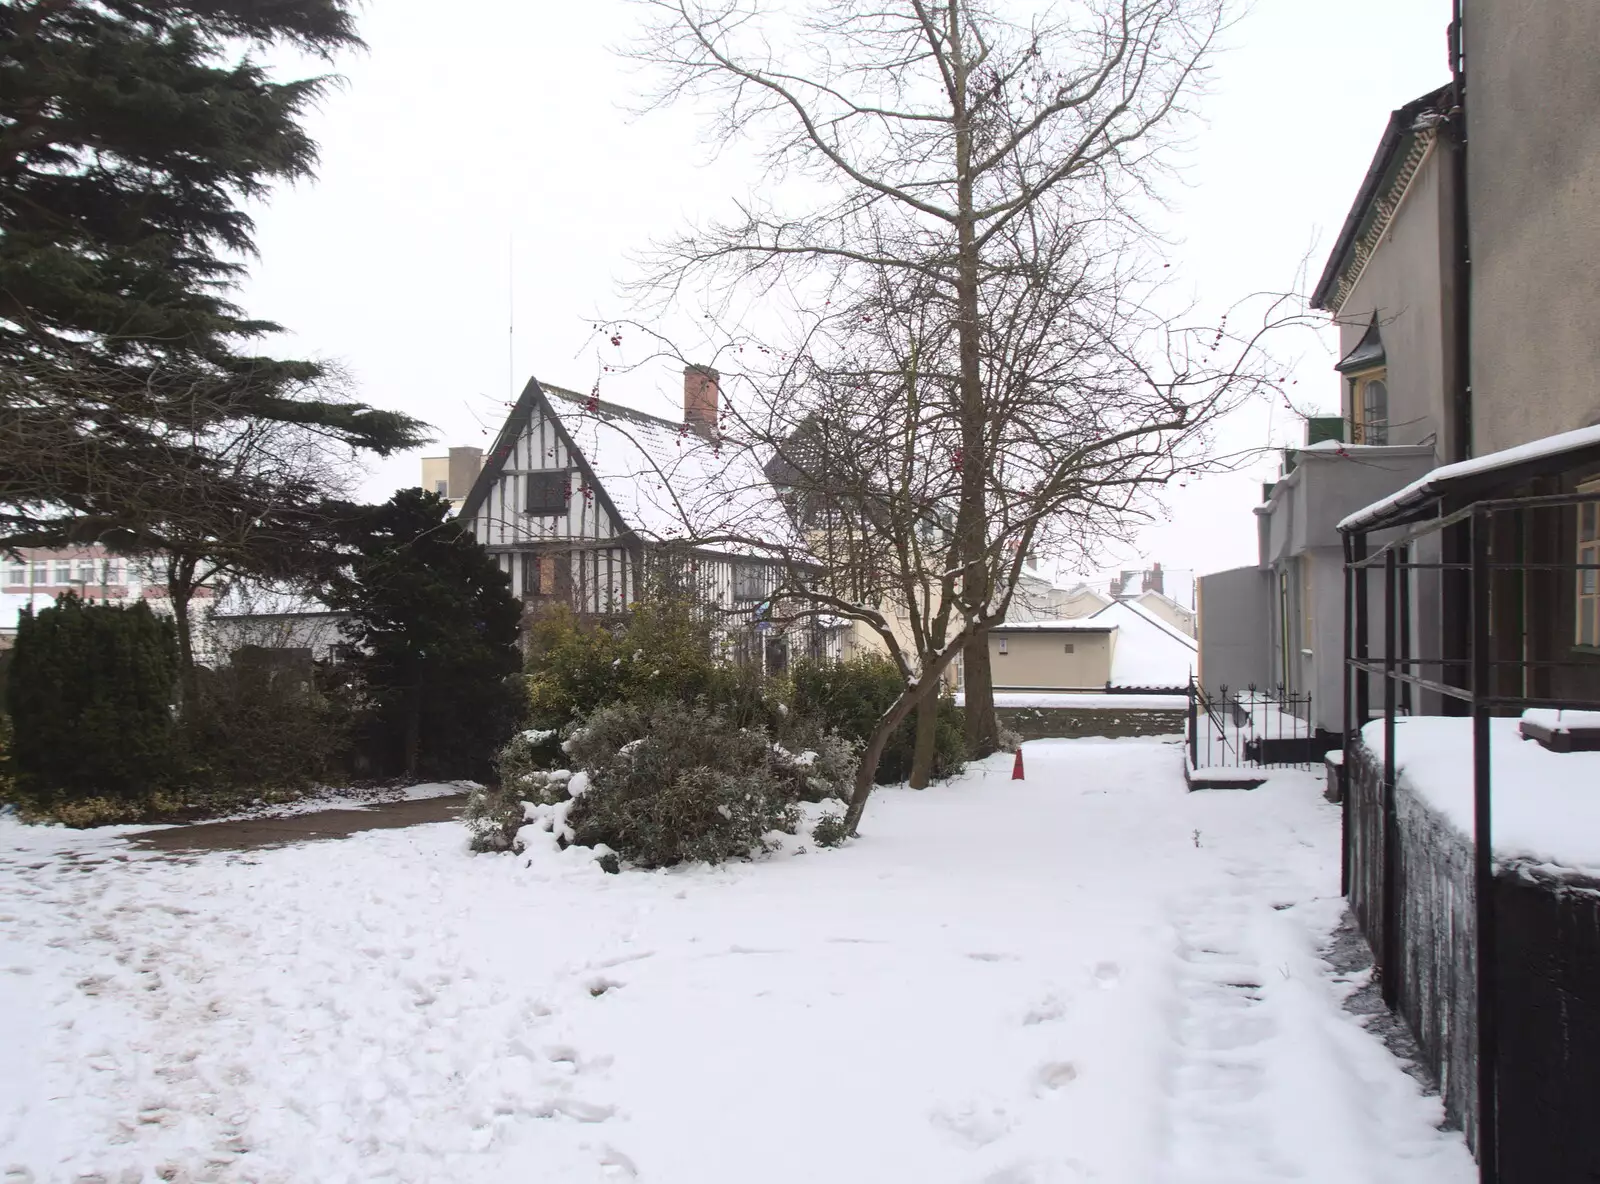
[
  {"left": 1342, "top": 487, "right": 1600, "bottom": 1184},
  {"left": 1186, "top": 681, "right": 1322, "bottom": 769}
]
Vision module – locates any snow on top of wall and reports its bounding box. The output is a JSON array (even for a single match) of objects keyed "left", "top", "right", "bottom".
[
  {"left": 544, "top": 388, "right": 798, "bottom": 559},
  {"left": 1089, "top": 599, "right": 1196, "bottom": 688},
  {"left": 1363, "top": 716, "right": 1600, "bottom": 875},
  {"left": 1340, "top": 423, "right": 1600, "bottom": 532},
  {"left": 1522, "top": 708, "right": 1600, "bottom": 733}
]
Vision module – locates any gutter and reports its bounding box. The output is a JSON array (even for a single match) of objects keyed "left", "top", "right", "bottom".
[{"left": 1447, "top": 1, "right": 1471, "bottom": 463}]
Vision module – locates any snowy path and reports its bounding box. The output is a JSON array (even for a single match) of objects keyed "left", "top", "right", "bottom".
[{"left": 0, "top": 738, "right": 1473, "bottom": 1184}]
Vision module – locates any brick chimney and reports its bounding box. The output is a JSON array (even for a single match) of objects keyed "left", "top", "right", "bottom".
[
  {"left": 1142, "top": 562, "right": 1164, "bottom": 596},
  {"left": 684, "top": 364, "right": 719, "bottom": 436}
]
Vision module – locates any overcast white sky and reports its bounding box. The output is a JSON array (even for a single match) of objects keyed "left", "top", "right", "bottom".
[{"left": 236, "top": 0, "right": 1448, "bottom": 586}]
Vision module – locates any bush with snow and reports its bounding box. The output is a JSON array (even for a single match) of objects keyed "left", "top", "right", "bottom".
[
  {"left": 809, "top": 811, "right": 850, "bottom": 848},
  {"left": 465, "top": 733, "right": 573, "bottom": 853},
  {"left": 556, "top": 701, "right": 854, "bottom": 868}
]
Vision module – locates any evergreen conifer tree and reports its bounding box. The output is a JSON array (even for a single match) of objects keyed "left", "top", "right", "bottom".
[
  {"left": 0, "top": 0, "right": 424, "bottom": 542},
  {"left": 328, "top": 490, "right": 524, "bottom": 781}
]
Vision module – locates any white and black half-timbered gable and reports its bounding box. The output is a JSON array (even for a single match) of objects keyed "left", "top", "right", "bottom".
[{"left": 457, "top": 368, "right": 796, "bottom": 624}]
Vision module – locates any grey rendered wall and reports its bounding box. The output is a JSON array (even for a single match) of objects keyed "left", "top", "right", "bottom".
[
  {"left": 1337, "top": 146, "right": 1455, "bottom": 456},
  {"left": 1197, "top": 565, "right": 1268, "bottom": 695},
  {"left": 1468, "top": 0, "right": 1600, "bottom": 454}
]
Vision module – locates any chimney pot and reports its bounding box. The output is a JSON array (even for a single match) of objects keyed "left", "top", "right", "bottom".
[{"left": 684, "top": 365, "right": 720, "bottom": 435}]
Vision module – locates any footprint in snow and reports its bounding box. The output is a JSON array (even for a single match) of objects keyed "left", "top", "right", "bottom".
[
  {"left": 587, "top": 976, "right": 624, "bottom": 997},
  {"left": 1022, "top": 995, "right": 1067, "bottom": 1025},
  {"left": 535, "top": 1097, "right": 616, "bottom": 1123},
  {"left": 930, "top": 1103, "right": 1013, "bottom": 1147},
  {"left": 1032, "top": 1061, "right": 1079, "bottom": 1095},
  {"left": 1091, "top": 961, "right": 1121, "bottom": 988},
  {"left": 598, "top": 1147, "right": 639, "bottom": 1178},
  {"left": 967, "top": 951, "right": 1019, "bottom": 963}
]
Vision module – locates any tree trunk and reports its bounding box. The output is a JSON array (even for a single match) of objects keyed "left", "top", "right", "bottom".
[
  {"left": 908, "top": 680, "right": 940, "bottom": 789},
  {"left": 404, "top": 663, "right": 422, "bottom": 780},
  {"left": 947, "top": 21, "right": 1000, "bottom": 762},
  {"left": 842, "top": 643, "right": 969, "bottom": 833},
  {"left": 166, "top": 556, "right": 201, "bottom": 717},
  {"left": 963, "top": 628, "right": 1000, "bottom": 757}
]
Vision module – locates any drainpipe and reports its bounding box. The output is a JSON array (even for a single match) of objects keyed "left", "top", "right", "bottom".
[
  {"left": 1441, "top": 3, "right": 1474, "bottom": 711},
  {"left": 1448, "top": 0, "right": 1470, "bottom": 462}
]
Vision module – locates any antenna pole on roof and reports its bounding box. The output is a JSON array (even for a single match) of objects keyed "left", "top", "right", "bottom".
[{"left": 508, "top": 233, "right": 515, "bottom": 401}]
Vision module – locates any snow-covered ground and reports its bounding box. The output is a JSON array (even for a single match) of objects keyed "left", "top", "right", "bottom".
[{"left": 0, "top": 738, "right": 1473, "bottom": 1184}]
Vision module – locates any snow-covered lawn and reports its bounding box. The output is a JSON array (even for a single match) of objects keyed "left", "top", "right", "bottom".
[{"left": 1, "top": 738, "right": 1473, "bottom": 1184}]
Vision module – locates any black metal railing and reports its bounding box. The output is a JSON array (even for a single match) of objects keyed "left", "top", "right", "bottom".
[
  {"left": 1342, "top": 487, "right": 1600, "bottom": 1184},
  {"left": 1186, "top": 680, "right": 1319, "bottom": 770}
]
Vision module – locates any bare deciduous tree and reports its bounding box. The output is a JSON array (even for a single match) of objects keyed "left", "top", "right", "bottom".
[
  {"left": 627, "top": 0, "right": 1236, "bottom": 754},
  {"left": 601, "top": 249, "right": 1297, "bottom": 831}
]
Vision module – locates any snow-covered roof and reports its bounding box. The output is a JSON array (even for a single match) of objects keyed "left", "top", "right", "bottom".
[
  {"left": 0, "top": 591, "right": 53, "bottom": 630},
  {"left": 212, "top": 588, "right": 340, "bottom": 620},
  {"left": 540, "top": 386, "right": 796, "bottom": 555},
  {"left": 1340, "top": 423, "right": 1600, "bottom": 533},
  {"left": 1089, "top": 599, "right": 1197, "bottom": 688},
  {"left": 461, "top": 379, "right": 800, "bottom": 562},
  {"left": 992, "top": 619, "right": 1116, "bottom": 632},
  {"left": 1133, "top": 588, "right": 1195, "bottom": 619}
]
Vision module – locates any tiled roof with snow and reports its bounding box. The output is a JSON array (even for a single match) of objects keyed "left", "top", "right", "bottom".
[{"left": 541, "top": 385, "right": 801, "bottom": 559}]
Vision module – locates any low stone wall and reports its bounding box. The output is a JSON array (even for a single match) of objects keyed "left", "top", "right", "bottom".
[
  {"left": 1347, "top": 739, "right": 1600, "bottom": 1181},
  {"left": 998, "top": 706, "right": 1185, "bottom": 741}
]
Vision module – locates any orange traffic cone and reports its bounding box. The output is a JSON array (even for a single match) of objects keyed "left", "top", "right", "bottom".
[{"left": 1012, "top": 746, "right": 1025, "bottom": 780}]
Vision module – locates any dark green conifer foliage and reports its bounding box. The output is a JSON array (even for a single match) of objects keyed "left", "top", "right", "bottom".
[
  {"left": 0, "top": 0, "right": 423, "bottom": 541},
  {"left": 5, "top": 594, "right": 179, "bottom": 802},
  {"left": 328, "top": 490, "right": 524, "bottom": 781}
]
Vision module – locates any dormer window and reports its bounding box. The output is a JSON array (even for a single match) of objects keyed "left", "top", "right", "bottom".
[
  {"left": 1335, "top": 315, "right": 1389, "bottom": 445},
  {"left": 1353, "top": 371, "right": 1389, "bottom": 445}
]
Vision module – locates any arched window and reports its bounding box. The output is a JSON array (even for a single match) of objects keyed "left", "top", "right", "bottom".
[{"left": 1360, "top": 377, "right": 1389, "bottom": 444}]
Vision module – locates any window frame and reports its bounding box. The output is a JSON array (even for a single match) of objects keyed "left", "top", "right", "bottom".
[
  {"left": 1347, "top": 366, "right": 1389, "bottom": 445},
  {"left": 732, "top": 562, "right": 769, "bottom": 603},
  {"left": 1577, "top": 481, "right": 1600, "bottom": 649},
  {"left": 525, "top": 469, "right": 572, "bottom": 518}
]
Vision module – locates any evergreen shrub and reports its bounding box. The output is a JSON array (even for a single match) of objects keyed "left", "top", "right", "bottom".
[
  {"left": 790, "top": 655, "right": 967, "bottom": 783},
  {"left": 182, "top": 655, "right": 355, "bottom": 794},
  {"left": 5, "top": 596, "right": 179, "bottom": 807}
]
